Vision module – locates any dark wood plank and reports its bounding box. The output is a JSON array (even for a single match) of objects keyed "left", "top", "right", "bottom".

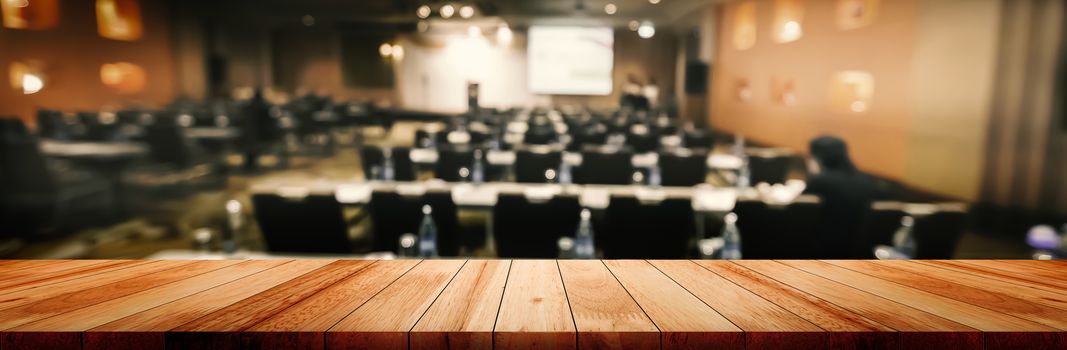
[
  {"left": 326, "top": 260, "right": 466, "bottom": 350},
  {"left": 85, "top": 260, "right": 334, "bottom": 350},
  {"left": 606, "top": 260, "right": 743, "bottom": 350},
  {"left": 830, "top": 260, "right": 1067, "bottom": 330},
  {"left": 167, "top": 260, "right": 371, "bottom": 349},
  {"left": 410, "top": 260, "right": 510, "bottom": 350},
  {"left": 693, "top": 260, "right": 899, "bottom": 349},
  {"left": 244, "top": 259, "right": 419, "bottom": 349},
  {"left": 494, "top": 260, "right": 577, "bottom": 350},
  {"left": 559, "top": 260, "right": 659, "bottom": 350},
  {"left": 739, "top": 260, "right": 982, "bottom": 348},
  {"left": 786, "top": 260, "right": 1067, "bottom": 349},
  {"left": 650, "top": 260, "right": 824, "bottom": 350}
]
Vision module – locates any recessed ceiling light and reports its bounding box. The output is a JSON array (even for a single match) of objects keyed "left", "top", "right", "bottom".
[
  {"left": 459, "top": 5, "right": 475, "bottom": 18},
  {"left": 604, "top": 3, "right": 617, "bottom": 15},
  {"left": 638, "top": 21, "right": 655, "bottom": 38},
  {"left": 649, "top": 0, "right": 661, "bottom": 4},
  {"left": 416, "top": 5, "right": 431, "bottom": 19},
  {"left": 440, "top": 4, "right": 455, "bottom": 18},
  {"left": 628, "top": 20, "right": 640, "bottom": 31}
]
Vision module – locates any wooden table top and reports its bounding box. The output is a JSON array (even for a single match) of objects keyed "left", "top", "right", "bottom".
[{"left": 0, "top": 259, "right": 1064, "bottom": 350}]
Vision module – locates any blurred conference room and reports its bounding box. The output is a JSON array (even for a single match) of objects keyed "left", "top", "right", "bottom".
[{"left": 0, "top": 0, "right": 1065, "bottom": 262}]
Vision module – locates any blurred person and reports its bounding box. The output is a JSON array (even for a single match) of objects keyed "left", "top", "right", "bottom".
[
  {"left": 642, "top": 77, "right": 660, "bottom": 109},
  {"left": 804, "top": 135, "right": 884, "bottom": 258},
  {"left": 620, "top": 74, "right": 650, "bottom": 112},
  {"left": 238, "top": 88, "right": 274, "bottom": 171}
]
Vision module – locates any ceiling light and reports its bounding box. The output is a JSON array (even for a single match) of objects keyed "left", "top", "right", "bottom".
[
  {"left": 21, "top": 74, "right": 43, "bottom": 95},
  {"left": 391, "top": 45, "right": 405, "bottom": 60},
  {"left": 416, "top": 5, "right": 431, "bottom": 19},
  {"left": 604, "top": 3, "right": 617, "bottom": 15},
  {"left": 497, "top": 24, "right": 513, "bottom": 45},
  {"left": 649, "top": 0, "right": 661, "bottom": 4},
  {"left": 628, "top": 20, "right": 640, "bottom": 31},
  {"left": 459, "top": 5, "right": 475, "bottom": 18},
  {"left": 637, "top": 21, "right": 655, "bottom": 38},
  {"left": 379, "top": 43, "right": 394, "bottom": 57},
  {"left": 440, "top": 4, "right": 455, "bottom": 18}
]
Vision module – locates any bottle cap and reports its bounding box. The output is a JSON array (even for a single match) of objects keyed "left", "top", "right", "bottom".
[
  {"left": 422, "top": 205, "right": 432, "bottom": 215},
  {"left": 901, "top": 216, "right": 914, "bottom": 227},
  {"left": 580, "top": 209, "right": 591, "bottom": 220},
  {"left": 724, "top": 212, "right": 738, "bottom": 224}
]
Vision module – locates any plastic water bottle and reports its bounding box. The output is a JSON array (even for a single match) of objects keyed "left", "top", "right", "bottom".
[
  {"left": 398, "top": 233, "right": 417, "bottom": 258},
  {"left": 559, "top": 159, "right": 573, "bottom": 185},
  {"left": 574, "top": 209, "right": 595, "bottom": 259},
  {"left": 737, "top": 156, "right": 751, "bottom": 188},
  {"left": 471, "top": 149, "right": 485, "bottom": 184},
  {"left": 721, "top": 213, "right": 742, "bottom": 259},
  {"left": 382, "top": 147, "right": 395, "bottom": 181},
  {"left": 649, "top": 164, "right": 662, "bottom": 188},
  {"left": 732, "top": 134, "right": 746, "bottom": 158},
  {"left": 892, "top": 216, "right": 917, "bottom": 258},
  {"left": 557, "top": 237, "right": 576, "bottom": 259},
  {"left": 418, "top": 205, "right": 438, "bottom": 258}
]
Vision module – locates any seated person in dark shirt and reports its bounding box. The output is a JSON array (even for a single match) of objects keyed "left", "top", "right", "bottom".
[{"left": 803, "top": 136, "right": 884, "bottom": 258}]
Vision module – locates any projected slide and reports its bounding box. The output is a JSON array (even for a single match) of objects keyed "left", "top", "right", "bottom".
[{"left": 528, "top": 26, "right": 614, "bottom": 95}]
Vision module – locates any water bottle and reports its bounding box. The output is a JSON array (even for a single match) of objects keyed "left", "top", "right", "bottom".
[
  {"left": 557, "top": 237, "right": 576, "bottom": 259},
  {"left": 892, "top": 216, "right": 917, "bottom": 258},
  {"left": 721, "top": 213, "right": 742, "bottom": 259},
  {"left": 471, "top": 149, "right": 485, "bottom": 184},
  {"left": 382, "top": 147, "right": 395, "bottom": 181},
  {"left": 399, "top": 233, "right": 417, "bottom": 258},
  {"left": 732, "top": 134, "right": 746, "bottom": 158},
  {"left": 418, "top": 205, "right": 439, "bottom": 258},
  {"left": 649, "top": 164, "right": 662, "bottom": 188},
  {"left": 737, "top": 156, "right": 751, "bottom": 188},
  {"left": 559, "top": 159, "right": 573, "bottom": 185},
  {"left": 574, "top": 209, "right": 595, "bottom": 259}
]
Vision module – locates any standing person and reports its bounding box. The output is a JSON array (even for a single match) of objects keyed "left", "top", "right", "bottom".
[
  {"left": 642, "top": 77, "right": 660, "bottom": 109},
  {"left": 803, "top": 135, "right": 884, "bottom": 258},
  {"left": 238, "top": 88, "right": 272, "bottom": 172}
]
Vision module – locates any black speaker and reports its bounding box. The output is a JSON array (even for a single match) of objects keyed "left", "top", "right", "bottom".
[{"left": 684, "top": 61, "right": 708, "bottom": 95}]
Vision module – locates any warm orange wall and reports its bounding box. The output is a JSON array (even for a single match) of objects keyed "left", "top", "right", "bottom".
[
  {"left": 0, "top": 0, "right": 176, "bottom": 126},
  {"left": 712, "top": 0, "right": 918, "bottom": 181}
]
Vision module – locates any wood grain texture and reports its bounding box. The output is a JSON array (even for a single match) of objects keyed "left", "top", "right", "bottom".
[
  {"left": 167, "top": 259, "right": 370, "bottom": 349},
  {"left": 0, "top": 260, "right": 67, "bottom": 271},
  {"left": 85, "top": 260, "right": 334, "bottom": 350},
  {"left": 694, "top": 260, "right": 899, "bottom": 349},
  {"left": 650, "top": 260, "right": 824, "bottom": 350},
  {"left": 327, "top": 259, "right": 466, "bottom": 350},
  {"left": 605, "top": 260, "right": 743, "bottom": 350},
  {"left": 0, "top": 260, "right": 196, "bottom": 312},
  {"left": 830, "top": 260, "right": 1067, "bottom": 330},
  {"left": 246, "top": 259, "right": 420, "bottom": 349},
  {"left": 411, "top": 260, "right": 510, "bottom": 350},
  {"left": 494, "top": 260, "right": 577, "bottom": 350},
  {"left": 919, "top": 260, "right": 1067, "bottom": 295},
  {"left": 558, "top": 260, "right": 659, "bottom": 350},
  {"left": 738, "top": 260, "right": 982, "bottom": 348},
  {"left": 0, "top": 260, "right": 151, "bottom": 295}
]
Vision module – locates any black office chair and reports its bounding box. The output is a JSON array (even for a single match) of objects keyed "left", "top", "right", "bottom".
[
  {"left": 493, "top": 193, "right": 582, "bottom": 258},
  {"left": 602, "top": 196, "right": 694, "bottom": 258},
  {"left": 733, "top": 195, "right": 822, "bottom": 259},
  {"left": 515, "top": 148, "right": 563, "bottom": 183},
  {"left": 435, "top": 147, "right": 482, "bottom": 182},
  {"left": 252, "top": 193, "right": 353, "bottom": 254},
  {"left": 36, "top": 110, "right": 69, "bottom": 140},
  {"left": 854, "top": 202, "right": 908, "bottom": 258},
  {"left": 360, "top": 146, "right": 415, "bottom": 181},
  {"left": 748, "top": 151, "right": 792, "bottom": 185},
  {"left": 144, "top": 123, "right": 197, "bottom": 168},
  {"left": 568, "top": 124, "right": 608, "bottom": 152},
  {"left": 915, "top": 205, "right": 967, "bottom": 259},
  {"left": 626, "top": 125, "right": 658, "bottom": 153},
  {"left": 367, "top": 190, "right": 460, "bottom": 256},
  {"left": 683, "top": 129, "right": 714, "bottom": 150},
  {"left": 577, "top": 147, "right": 635, "bottom": 185},
  {"left": 659, "top": 150, "right": 707, "bottom": 187}
]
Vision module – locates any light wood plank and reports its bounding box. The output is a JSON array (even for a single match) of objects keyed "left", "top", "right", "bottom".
[
  {"left": 892, "top": 261, "right": 1067, "bottom": 308},
  {"left": 739, "top": 260, "right": 981, "bottom": 348},
  {"left": 605, "top": 260, "right": 742, "bottom": 350},
  {"left": 0, "top": 260, "right": 187, "bottom": 312},
  {"left": 410, "top": 260, "right": 511, "bottom": 350},
  {"left": 244, "top": 259, "right": 420, "bottom": 349},
  {"left": 167, "top": 260, "right": 370, "bottom": 349},
  {"left": 809, "top": 260, "right": 1067, "bottom": 349},
  {"left": 0, "top": 260, "right": 151, "bottom": 294},
  {"left": 327, "top": 260, "right": 466, "bottom": 350},
  {"left": 494, "top": 260, "right": 577, "bottom": 350},
  {"left": 0, "top": 260, "right": 113, "bottom": 290},
  {"left": 84, "top": 260, "right": 333, "bottom": 350},
  {"left": 0, "top": 260, "right": 68, "bottom": 272},
  {"left": 929, "top": 260, "right": 1067, "bottom": 293},
  {"left": 559, "top": 260, "right": 659, "bottom": 350},
  {"left": 694, "top": 260, "right": 898, "bottom": 349},
  {"left": 650, "top": 260, "right": 824, "bottom": 349},
  {"left": 0, "top": 260, "right": 238, "bottom": 330},
  {"left": 830, "top": 260, "right": 1067, "bottom": 330}
]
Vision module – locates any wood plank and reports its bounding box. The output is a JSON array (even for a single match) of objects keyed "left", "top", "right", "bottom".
[
  {"left": 693, "top": 260, "right": 898, "bottom": 349},
  {"left": 605, "top": 260, "right": 742, "bottom": 350},
  {"left": 166, "top": 259, "right": 370, "bottom": 349},
  {"left": 938, "top": 260, "right": 1067, "bottom": 291},
  {"left": 893, "top": 261, "right": 1067, "bottom": 308},
  {"left": 0, "top": 260, "right": 151, "bottom": 294},
  {"left": 738, "top": 260, "right": 982, "bottom": 348},
  {"left": 244, "top": 259, "right": 420, "bottom": 349},
  {"left": 0, "top": 260, "right": 238, "bottom": 330},
  {"left": 559, "top": 260, "right": 659, "bottom": 350},
  {"left": 326, "top": 260, "right": 466, "bottom": 350},
  {"left": 0, "top": 260, "right": 68, "bottom": 271},
  {"left": 494, "top": 260, "right": 577, "bottom": 350},
  {"left": 0, "top": 260, "right": 196, "bottom": 312},
  {"left": 0, "top": 260, "right": 112, "bottom": 289},
  {"left": 410, "top": 260, "right": 510, "bottom": 350},
  {"left": 85, "top": 260, "right": 334, "bottom": 350},
  {"left": 649, "top": 260, "right": 824, "bottom": 350},
  {"left": 785, "top": 260, "right": 1066, "bottom": 349},
  {"left": 829, "top": 260, "right": 1067, "bottom": 330}
]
